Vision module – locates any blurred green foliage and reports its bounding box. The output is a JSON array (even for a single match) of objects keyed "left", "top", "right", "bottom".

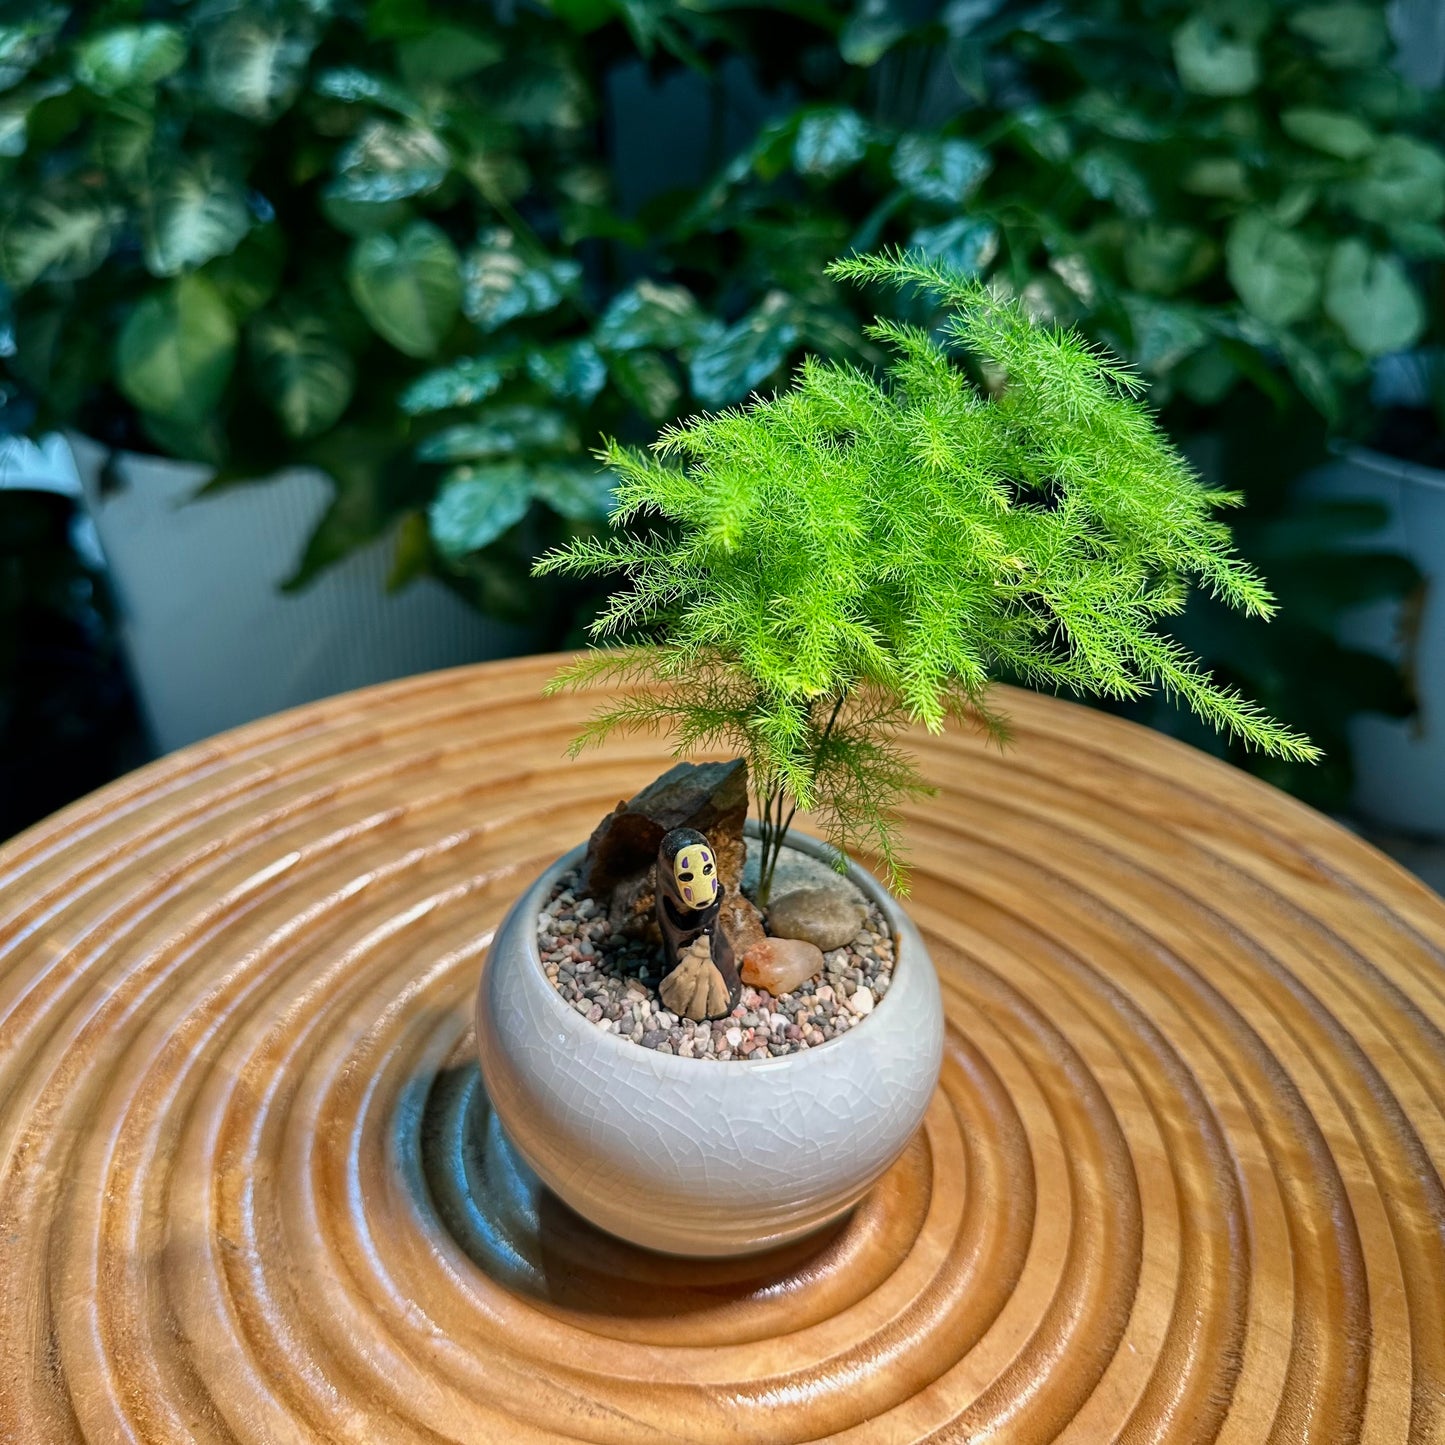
[{"left": 0, "top": 0, "right": 1439, "bottom": 804}]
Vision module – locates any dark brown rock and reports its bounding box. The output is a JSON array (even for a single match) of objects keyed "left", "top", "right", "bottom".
[
  {"left": 607, "top": 869, "right": 661, "bottom": 945},
  {"left": 583, "top": 760, "right": 748, "bottom": 897},
  {"left": 584, "top": 760, "right": 749, "bottom": 945}
]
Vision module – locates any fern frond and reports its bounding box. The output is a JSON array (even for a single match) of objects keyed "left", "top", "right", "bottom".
[{"left": 537, "top": 248, "right": 1316, "bottom": 893}]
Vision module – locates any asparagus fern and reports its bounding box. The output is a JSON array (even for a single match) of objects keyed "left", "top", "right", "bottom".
[{"left": 537, "top": 249, "right": 1319, "bottom": 898}]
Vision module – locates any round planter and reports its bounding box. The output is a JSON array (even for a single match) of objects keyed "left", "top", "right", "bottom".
[
  {"left": 63, "top": 434, "right": 527, "bottom": 755},
  {"left": 474, "top": 826, "right": 944, "bottom": 1257},
  {"left": 1303, "top": 444, "right": 1445, "bottom": 836}
]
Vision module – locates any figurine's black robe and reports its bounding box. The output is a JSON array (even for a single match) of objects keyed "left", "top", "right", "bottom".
[{"left": 656, "top": 861, "right": 741, "bottom": 1009}]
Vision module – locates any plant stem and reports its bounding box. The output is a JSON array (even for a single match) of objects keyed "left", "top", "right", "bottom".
[{"left": 755, "top": 689, "right": 848, "bottom": 908}]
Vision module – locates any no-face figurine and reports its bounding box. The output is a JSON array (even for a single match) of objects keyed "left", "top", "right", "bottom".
[{"left": 656, "top": 827, "right": 741, "bottom": 1021}]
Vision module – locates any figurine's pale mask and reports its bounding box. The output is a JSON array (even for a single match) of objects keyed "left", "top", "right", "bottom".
[{"left": 673, "top": 843, "right": 718, "bottom": 907}]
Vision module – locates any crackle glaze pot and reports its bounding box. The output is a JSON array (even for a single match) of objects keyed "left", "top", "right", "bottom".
[{"left": 474, "top": 827, "right": 944, "bottom": 1256}]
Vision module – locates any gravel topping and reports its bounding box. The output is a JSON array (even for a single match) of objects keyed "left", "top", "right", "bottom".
[{"left": 536, "top": 869, "right": 894, "bottom": 1060}]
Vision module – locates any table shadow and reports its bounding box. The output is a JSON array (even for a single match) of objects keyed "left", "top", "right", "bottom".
[{"left": 416, "top": 1062, "right": 852, "bottom": 1321}]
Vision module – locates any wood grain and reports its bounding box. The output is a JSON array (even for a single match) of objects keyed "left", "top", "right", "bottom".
[{"left": 1, "top": 654, "right": 1443, "bottom": 1443}]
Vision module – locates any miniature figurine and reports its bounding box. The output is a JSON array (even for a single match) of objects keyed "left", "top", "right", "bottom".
[{"left": 655, "top": 827, "right": 740, "bottom": 1021}]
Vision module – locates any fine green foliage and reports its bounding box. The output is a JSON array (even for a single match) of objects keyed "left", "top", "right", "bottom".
[
  {"left": 0, "top": 0, "right": 1429, "bottom": 809},
  {"left": 539, "top": 251, "right": 1319, "bottom": 894}
]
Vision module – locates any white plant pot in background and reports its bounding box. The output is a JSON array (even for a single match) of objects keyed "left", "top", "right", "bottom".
[
  {"left": 1304, "top": 444, "right": 1445, "bottom": 837},
  {"left": 475, "top": 826, "right": 945, "bottom": 1258},
  {"left": 65, "top": 435, "right": 526, "bottom": 755}
]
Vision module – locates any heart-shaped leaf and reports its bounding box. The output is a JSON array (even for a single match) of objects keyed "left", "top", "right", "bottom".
[
  {"left": 530, "top": 460, "right": 616, "bottom": 520},
  {"left": 91, "top": 109, "right": 154, "bottom": 177},
  {"left": 1076, "top": 148, "right": 1154, "bottom": 217},
  {"left": 796, "top": 304, "right": 866, "bottom": 360},
  {"left": 1013, "top": 105, "right": 1072, "bottom": 163},
  {"left": 689, "top": 292, "right": 800, "bottom": 408},
  {"left": 201, "top": 224, "right": 285, "bottom": 320},
  {"left": 1123, "top": 224, "right": 1216, "bottom": 296},
  {"left": 400, "top": 354, "right": 515, "bottom": 414},
  {"left": 944, "top": 0, "right": 1008, "bottom": 38},
  {"left": 1287, "top": 4, "right": 1390, "bottom": 67},
  {"left": 143, "top": 156, "right": 253, "bottom": 276},
  {"left": 74, "top": 24, "right": 187, "bottom": 95},
  {"left": 909, "top": 217, "right": 999, "bottom": 276},
  {"left": 116, "top": 275, "right": 236, "bottom": 425},
  {"left": 1181, "top": 156, "right": 1249, "bottom": 199},
  {"left": 347, "top": 220, "right": 460, "bottom": 357},
  {"left": 281, "top": 425, "right": 407, "bottom": 590},
  {"left": 1121, "top": 294, "right": 1209, "bottom": 375},
  {"left": 527, "top": 338, "right": 607, "bottom": 402},
  {"left": 461, "top": 229, "right": 579, "bottom": 332},
  {"left": 313, "top": 67, "right": 423, "bottom": 121},
  {"left": 1171, "top": 16, "right": 1259, "bottom": 95},
  {"left": 1323, "top": 239, "right": 1425, "bottom": 356},
  {"left": 839, "top": 0, "right": 911, "bottom": 65},
  {"left": 1275, "top": 332, "right": 1342, "bottom": 423},
  {"left": 417, "top": 405, "right": 575, "bottom": 462},
  {"left": 1388, "top": 221, "right": 1445, "bottom": 260},
  {"left": 320, "top": 194, "right": 413, "bottom": 237},
  {"left": 397, "top": 26, "right": 501, "bottom": 85},
  {"left": 594, "top": 279, "right": 718, "bottom": 353},
  {"left": 1225, "top": 213, "right": 1322, "bottom": 326},
  {"left": 1342, "top": 136, "right": 1445, "bottom": 223},
  {"left": 0, "top": 95, "right": 28, "bottom": 158},
  {"left": 1280, "top": 108, "right": 1376, "bottom": 160},
  {"left": 0, "top": 181, "right": 121, "bottom": 287},
  {"left": 891, "top": 134, "right": 991, "bottom": 205},
  {"left": 492, "top": 54, "right": 589, "bottom": 132},
  {"left": 249, "top": 307, "right": 355, "bottom": 438},
  {"left": 429, "top": 463, "right": 531, "bottom": 556},
  {"left": 327, "top": 119, "right": 450, "bottom": 204},
  {"left": 793, "top": 108, "right": 869, "bottom": 179},
  {"left": 607, "top": 349, "right": 680, "bottom": 420},
  {"left": 0, "top": 10, "right": 67, "bottom": 92},
  {"left": 201, "top": 14, "right": 314, "bottom": 122},
  {"left": 1073, "top": 92, "right": 1165, "bottom": 142}
]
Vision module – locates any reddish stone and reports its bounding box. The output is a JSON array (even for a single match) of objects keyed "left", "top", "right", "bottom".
[{"left": 741, "top": 936, "right": 824, "bottom": 996}]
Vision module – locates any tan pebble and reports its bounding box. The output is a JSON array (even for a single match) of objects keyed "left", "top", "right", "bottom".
[
  {"left": 741, "top": 936, "right": 824, "bottom": 995},
  {"left": 848, "top": 986, "right": 875, "bottom": 1017}
]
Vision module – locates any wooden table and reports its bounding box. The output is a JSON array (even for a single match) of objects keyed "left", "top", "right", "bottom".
[{"left": 2, "top": 656, "right": 1443, "bottom": 1444}]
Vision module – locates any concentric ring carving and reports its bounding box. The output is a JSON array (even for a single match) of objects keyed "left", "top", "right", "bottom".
[{"left": 1, "top": 655, "right": 1442, "bottom": 1442}]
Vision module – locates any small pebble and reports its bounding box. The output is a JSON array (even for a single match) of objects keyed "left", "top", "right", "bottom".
[{"left": 537, "top": 865, "right": 892, "bottom": 1064}]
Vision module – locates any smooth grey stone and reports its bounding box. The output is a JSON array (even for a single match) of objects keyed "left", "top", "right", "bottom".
[{"left": 767, "top": 886, "right": 866, "bottom": 953}]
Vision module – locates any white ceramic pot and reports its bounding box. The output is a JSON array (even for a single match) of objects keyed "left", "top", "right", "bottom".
[
  {"left": 1303, "top": 444, "right": 1445, "bottom": 836},
  {"left": 62, "top": 434, "right": 526, "bottom": 754},
  {"left": 474, "top": 827, "right": 944, "bottom": 1257}
]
